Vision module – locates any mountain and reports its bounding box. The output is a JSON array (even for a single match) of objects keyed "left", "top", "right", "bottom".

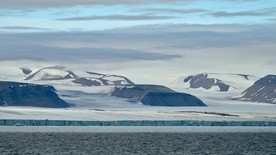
[
  {"left": 20, "top": 67, "right": 32, "bottom": 75},
  {"left": 25, "top": 66, "right": 77, "bottom": 81},
  {"left": 24, "top": 66, "right": 134, "bottom": 87},
  {"left": 171, "top": 73, "right": 258, "bottom": 92},
  {"left": 235, "top": 75, "right": 276, "bottom": 104},
  {"left": 0, "top": 81, "right": 69, "bottom": 108},
  {"left": 111, "top": 85, "right": 206, "bottom": 106},
  {"left": 84, "top": 71, "right": 134, "bottom": 86}
]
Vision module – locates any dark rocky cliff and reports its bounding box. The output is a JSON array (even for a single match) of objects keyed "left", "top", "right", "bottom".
[
  {"left": 0, "top": 81, "right": 69, "bottom": 108},
  {"left": 141, "top": 92, "right": 205, "bottom": 106},
  {"left": 184, "top": 73, "right": 230, "bottom": 92},
  {"left": 112, "top": 85, "right": 206, "bottom": 106}
]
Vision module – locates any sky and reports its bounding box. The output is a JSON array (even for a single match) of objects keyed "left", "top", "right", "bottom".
[{"left": 0, "top": 0, "right": 276, "bottom": 85}]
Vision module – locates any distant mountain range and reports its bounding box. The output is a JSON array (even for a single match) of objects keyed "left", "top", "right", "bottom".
[
  {"left": 171, "top": 73, "right": 258, "bottom": 92},
  {"left": 0, "top": 66, "right": 275, "bottom": 107},
  {"left": 1, "top": 66, "right": 206, "bottom": 107},
  {"left": 23, "top": 66, "right": 134, "bottom": 86}
]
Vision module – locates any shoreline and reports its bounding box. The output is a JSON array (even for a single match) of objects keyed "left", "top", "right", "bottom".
[
  {"left": 1, "top": 126, "right": 276, "bottom": 133},
  {"left": 0, "top": 119, "right": 275, "bottom": 127}
]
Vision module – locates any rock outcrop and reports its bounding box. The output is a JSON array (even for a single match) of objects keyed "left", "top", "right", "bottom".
[
  {"left": 24, "top": 66, "right": 134, "bottom": 86},
  {"left": 184, "top": 73, "right": 230, "bottom": 91},
  {"left": 171, "top": 73, "right": 258, "bottom": 92},
  {"left": 0, "top": 81, "right": 69, "bottom": 107},
  {"left": 112, "top": 85, "right": 206, "bottom": 106},
  {"left": 236, "top": 75, "right": 276, "bottom": 104}
]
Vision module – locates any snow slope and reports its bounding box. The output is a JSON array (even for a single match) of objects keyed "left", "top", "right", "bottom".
[
  {"left": 25, "top": 66, "right": 77, "bottom": 81},
  {"left": 24, "top": 66, "right": 134, "bottom": 87},
  {"left": 0, "top": 66, "right": 275, "bottom": 121},
  {"left": 236, "top": 75, "right": 276, "bottom": 104}
]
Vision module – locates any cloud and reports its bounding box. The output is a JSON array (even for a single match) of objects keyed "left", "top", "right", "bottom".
[
  {"left": 1, "top": 23, "right": 275, "bottom": 62},
  {"left": 208, "top": 8, "right": 276, "bottom": 17},
  {"left": 58, "top": 14, "right": 178, "bottom": 21},
  {"left": 0, "top": 46, "right": 180, "bottom": 62},
  {"left": 0, "top": 0, "right": 183, "bottom": 10},
  {"left": 267, "top": 18, "right": 276, "bottom": 21},
  {"left": 1, "top": 26, "right": 53, "bottom": 31},
  {"left": 0, "top": 23, "right": 275, "bottom": 84},
  {"left": 129, "top": 8, "right": 208, "bottom": 14},
  {"left": 0, "top": 32, "right": 180, "bottom": 62}
]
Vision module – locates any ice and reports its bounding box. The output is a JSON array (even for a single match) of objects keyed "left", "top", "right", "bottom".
[
  {"left": 1, "top": 126, "right": 275, "bottom": 133},
  {"left": 0, "top": 63, "right": 275, "bottom": 123},
  {"left": 0, "top": 119, "right": 275, "bottom": 127}
]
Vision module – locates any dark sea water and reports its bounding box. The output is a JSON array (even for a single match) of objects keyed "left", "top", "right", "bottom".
[{"left": 0, "top": 132, "right": 275, "bottom": 155}]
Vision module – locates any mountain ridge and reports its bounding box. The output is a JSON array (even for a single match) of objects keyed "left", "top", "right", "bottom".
[{"left": 171, "top": 72, "right": 258, "bottom": 92}]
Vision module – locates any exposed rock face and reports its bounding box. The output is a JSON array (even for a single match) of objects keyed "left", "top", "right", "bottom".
[
  {"left": 0, "top": 81, "right": 69, "bottom": 107},
  {"left": 171, "top": 73, "right": 258, "bottom": 92},
  {"left": 112, "top": 85, "right": 173, "bottom": 102},
  {"left": 141, "top": 92, "right": 205, "bottom": 106},
  {"left": 85, "top": 71, "right": 134, "bottom": 86},
  {"left": 112, "top": 85, "right": 206, "bottom": 106},
  {"left": 20, "top": 67, "right": 32, "bottom": 75},
  {"left": 72, "top": 78, "right": 101, "bottom": 86},
  {"left": 236, "top": 75, "right": 276, "bottom": 104},
  {"left": 184, "top": 74, "right": 230, "bottom": 91}
]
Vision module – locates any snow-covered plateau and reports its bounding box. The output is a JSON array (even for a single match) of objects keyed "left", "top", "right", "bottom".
[{"left": 0, "top": 66, "right": 275, "bottom": 122}]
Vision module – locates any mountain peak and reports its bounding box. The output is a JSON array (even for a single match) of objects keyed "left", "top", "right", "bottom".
[
  {"left": 171, "top": 72, "right": 258, "bottom": 92},
  {"left": 236, "top": 75, "right": 276, "bottom": 104}
]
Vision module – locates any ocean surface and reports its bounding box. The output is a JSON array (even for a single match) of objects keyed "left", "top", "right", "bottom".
[{"left": 0, "top": 127, "right": 275, "bottom": 154}]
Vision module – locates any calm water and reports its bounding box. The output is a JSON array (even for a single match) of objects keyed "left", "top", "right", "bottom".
[{"left": 0, "top": 132, "right": 275, "bottom": 155}]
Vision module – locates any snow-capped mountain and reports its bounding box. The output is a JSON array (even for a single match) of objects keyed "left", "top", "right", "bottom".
[
  {"left": 236, "top": 75, "right": 276, "bottom": 104},
  {"left": 171, "top": 73, "right": 258, "bottom": 92},
  {"left": 23, "top": 66, "right": 134, "bottom": 87},
  {"left": 84, "top": 71, "right": 134, "bottom": 86},
  {"left": 25, "top": 66, "right": 77, "bottom": 81}
]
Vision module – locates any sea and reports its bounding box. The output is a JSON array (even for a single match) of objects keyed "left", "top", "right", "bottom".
[{"left": 0, "top": 126, "right": 275, "bottom": 154}]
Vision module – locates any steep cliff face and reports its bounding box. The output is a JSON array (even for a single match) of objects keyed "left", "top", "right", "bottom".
[
  {"left": 0, "top": 81, "right": 69, "bottom": 108},
  {"left": 111, "top": 85, "right": 173, "bottom": 102},
  {"left": 112, "top": 85, "right": 206, "bottom": 106},
  {"left": 236, "top": 75, "right": 276, "bottom": 104},
  {"left": 141, "top": 92, "right": 206, "bottom": 106}
]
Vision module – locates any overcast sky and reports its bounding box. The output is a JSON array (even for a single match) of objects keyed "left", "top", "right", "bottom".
[{"left": 0, "top": 0, "right": 275, "bottom": 84}]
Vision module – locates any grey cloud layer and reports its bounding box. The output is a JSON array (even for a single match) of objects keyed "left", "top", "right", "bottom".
[
  {"left": 0, "top": 0, "right": 183, "bottom": 9},
  {"left": 1, "top": 23, "right": 275, "bottom": 82},
  {"left": 58, "top": 7, "right": 276, "bottom": 21},
  {"left": 0, "top": 24, "right": 275, "bottom": 63},
  {"left": 208, "top": 8, "right": 276, "bottom": 17},
  {"left": 0, "top": 46, "right": 179, "bottom": 62},
  {"left": 59, "top": 14, "right": 177, "bottom": 21},
  {"left": 1, "top": 26, "right": 53, "bottom": 31},
  {"left": 129, "top": 8, "right": 208, "bottom": 14},
  {"left": 0, "top": 32, "right": 180, "bottom": 62}
]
